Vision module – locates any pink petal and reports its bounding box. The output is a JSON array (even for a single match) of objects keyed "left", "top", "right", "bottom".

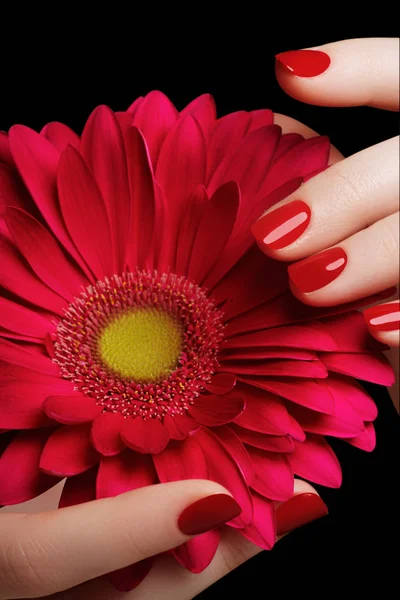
[
  {"left": 97, "top": 450, "right": 156, "bottom": 499},
  {"left": 189, "top": 390, "right": 245, "bottom": 426},
  {"left": 0, "top": 430, "right": 59, "bottom": 505},
  {"left": 221, "top": 348, "right": 318, "bottom": 362},
  {"left": 345, "top": 423, "right": 376, "bottom": 452},
  {"left": 0, "top": 162, "right": 38, "bottom": 219},
  {"left": 5, "top": 207, "right": 87, "bottom": 300},
  {"left": 288, "top": 435, "right": 342, "bottom": 488},
  {"left": 248, "top": 109, "right": 274, "bottom": 131},
  {"left": 9, "top": 125, "right": 92, "bottom": 279},
  {"left": 181, "top": 94, "right": 216, "bottom": 139},
  {"left": 312, "top": 311, "right": 385, "bottom": 353},
  {"left": 233, "top": 384, "right": 290, "bottom": 435},
  {"left": 153, "top": 435, "right": 208, "bottom": 482},
  {"left": 0, "top": 337, "right": 59, "bottom": 375},
  {"left": 175, "top": 184, "right": 207, "bottom": 275},
  {"left": 163, "top": 414, "right": 199, "bottom": 440},
  {"left": 206, "top": 111, "right": 251, "bottom": 183},
  {"left": 241, "top": 492, "right": 276, "bottom": 550},
  {"left": 80, "top": 106, "right": 130, "bottom": 271},
  {"left": 327, "top": 375, "right": 378, "bottom": 421},
  {"left": 173, "top": 530, "right": 220, "bottom": 574},
  {"left": 57, "top": 145, "right": 114, "bottom": 279},
  {"left": 59, "top": 467, "right": 97, "bottom": 507},
  {"left": 213, "top": 426, "right": 254, "bottom": 485},
  {"left": 223, "top": 324, "right": 336, "bottom": 351},
  {"left": 220, "top": 359, "right": 328, "bottom": 379},
  {"left": 106, "top": 560, "right": 153, "bottom": 593},
  {"left": 41, "top": 122, "right": 80, "bottom": 152},
  {"left": 204, "top": 373, "right": 237, "bottom": 395},
  {"left": 0, "top": 236, "right": 67, "bottom": 315},
  {"left": 156, "top": 115, "right": 206, "bottom": 248},
  {"left": 127, "top": 96, "right": 144, "bottom": 115},
  {"left": 124, "top": 127, "right": 155, "bottom": 269},
  {"left": 43, "top": 395, "right": 102, "bottom": 425},
  {"left": 287, "top": 398, "right": 365, "bottom": 439},
  {"left": 0, "top": 362, "right": 71, "bottom": 428},
  {"left": 273, "top": 133, "right": 304, "bottom": 161},
  {"left": 231, "top": 425, "right": 294, "bottom": 453},
  {"left": 286, "top": 414, "right": 306, "bottom": 442},
  {"left": 91, "top": 412, "right": 126, "bottom": 456},
  {"left": 320, "top": 352, "right": 395, "bottom": 386},
  {"left": 0, "top": 132, "right": 14, "bottom": 167},
  {"left": 40, "top": 424, "right": 100, "bottom": 476},
  {"left": 238, "top": 377, "right": 334, "bottom": 414},
  {"left": 132, "top": 90, "right": 178, "bottom": 167},
  {"left": 121, "top": 418, "right": 169, "bottom": 454},
  {"left": 0, "top": 297, "right": 53, "bottom": 339},
  {"left": 247, "top": 446, "right": 293, "bottom": 502},
  {"left": 195, "top": 428, "right": 253, "bottom": 528},
  {"left": 188, "top": 181, "right": 239, "bottom": 284}
]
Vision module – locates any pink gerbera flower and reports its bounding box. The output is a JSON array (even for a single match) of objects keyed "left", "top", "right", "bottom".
[{"left": 0, "top": 92, "right": 394, "bottom": 591}]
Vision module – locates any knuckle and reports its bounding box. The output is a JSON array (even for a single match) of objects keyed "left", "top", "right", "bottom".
[{"left": 218, "top": 534, "right": 257, "bottom": 576}]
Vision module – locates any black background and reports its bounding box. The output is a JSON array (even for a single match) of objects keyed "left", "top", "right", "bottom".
[{"left": 1, "top": 17, "right": 399, "bottom": 597}]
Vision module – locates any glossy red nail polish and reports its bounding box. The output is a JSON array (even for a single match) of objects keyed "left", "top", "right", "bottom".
[
  {"left": 364, "top": 301, "right": 400, "bottom": 332},
  {"left": 251, "top": 200, "right": 311, "bottom": 250},
  {"left": 276, "top": 493, "right": 328, "bottom": 536},
  {"left": 276, "top": 50, "right": 331, "bottom": 77},
  {"left": 288, "top": 247, "right": 347, "bottom": 293},
  {"left": 178, "top": 494, "right": 242, "bottom": 536}
]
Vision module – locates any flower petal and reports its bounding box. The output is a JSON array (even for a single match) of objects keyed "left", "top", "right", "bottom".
[
  {"left": 5, "top": 207, "right": 87, "bottom": 300},
  {"left": 0, "top": 132, "right": 14, "bottom": 167},
  {"left": 327, "top": 375, "right": 378, "bottom": 421},
  {"left": 40, "top": 424, "right": 100, "bottom": 476},
  {"left": 273, "top": 133, "right": 304, "bottom": 161},
  {"left": 231, "top": 425, "right": 294, "bottom": 453},
  {"left": 91, "top": 412, "right": 126, "bottom": 456},
  {"left": 175, "top": 185, "right": 207, "bottom": 275},
  {"left": 153, "top": 436, "right": 208, "bottom": 482},
  {"left": 189, "top": 390, "right": 245, "bottom": 426},
  {"left": 0, "top": 430, "right": 59, "bottom": 505},
  {"left": 173, "top": 531, "right": 220, "bottom": 574},
  {"left": 195, "top": 428, "right": 253, "bottom": 528},
  {"left": 97, "top": 450, "right": 156, "bottom": 499},
  {"left": 0, "top": 237, "right": 67, "bottom": 315},
  {"left": 312, "top": 311, "right": 385, "bottom": 353},
  {"left": 132, "top": 90, "right": 178, "bottom": 167},
  {"left": 0, "top": 162, "right": 38, "bottom": 220},
  {"left": 58, "top": 467, "right": 97, "bottom": 507},
  {"left": 220, "top": 359, "right": 328, "bottom": 379},
  {"left": 221, "top": 348, "right": 318, "bottom": 362},
  {"left": 213, "top": 426, "right": 254, "bottom": 485},
  {"left": 127, "top": 96, "right": 144, "bottom": 115},
  {"left": 320, "top": 352, "right": 395, "bottom": 386},
  {"left": 162, "top": 414, "right": 199, "bottom": 441},
  {"left": 121, "top": 418, "right": 169, "bottom": 454},
  {"left": 0, "top": 297, "right": 53, "bottom": 339},
  {"left": 0, "top": 338, "right": 59, "bottom": 376},
  {"left": 241, "top": 492, "right": 276, "bottom": 550},
  {"left": 80, "top": 106, "right": 130, "bottom": 271},
  {"left": 41, "top": 122, "right": 80, "bottom": 152},
  {"left": 204, "top": 373, "right": 236, "bottom": 395},
  {"left": 181, "top": 94, "right": 216, "bottom": 139},
  {"left": 223, "top": 324, "right": 336, "bottom": 351},
  {"left": 288, "top": 435, "right": 342, "bottom": 488},
  {"left": 106, "top": 561, "right": 153, "bottom": 593},
  {"left": 247, "top": 446, "right": 293, "bottom": 502},
  {"left": 345, "top": 423, "right": 376, "bottom": 452},
  {"left": 57, "top": 145, "right": 114, "bottom": 279},
  {"left": 233, "top": 384, "right": 290, "bottom": 435},
  {"left": 43, "top": 395, "right": 102, "bottom": 425},
  {"left": 206, "top": 111, "right": 251, "bottom": 183}
]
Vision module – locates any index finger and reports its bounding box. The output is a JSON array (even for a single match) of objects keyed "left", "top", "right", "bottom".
[{"left": 275, "top": 37, "right": 400, "bottom": 111}]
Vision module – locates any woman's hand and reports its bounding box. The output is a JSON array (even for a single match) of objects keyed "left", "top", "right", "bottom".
[
  {"left": 0, "top": 479, "right": 325, "bottom": 599},
  {"left": 252, "top": 37, "right": 399, "bottom": 349}
]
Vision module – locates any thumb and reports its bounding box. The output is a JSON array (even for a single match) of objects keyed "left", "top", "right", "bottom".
[{"left": 0, "top": 480, "right": 239, "bottom": 599}]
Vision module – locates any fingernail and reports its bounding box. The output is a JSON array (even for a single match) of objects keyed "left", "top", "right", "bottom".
[
  {"left": 251, "top": 200, "right": 311, "bottom": 250},
  {"left": 288, "top": 247, "right": 347, "bottom": 293},
  {"left": 276, "top": 493, "right": 328, "bottom": 536},
  {"left": 178, "top": 494, "right": 242, "bottom": 536},
  {"left": 276, "top": 49, "right": 331, "bottom": 77},
  {"left": 364, "top": 301, "right": 400, "bottom": 332}
]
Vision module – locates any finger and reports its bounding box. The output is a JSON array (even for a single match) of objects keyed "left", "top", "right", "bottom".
[
  {"left": 0, "top": 480, "right": 238, "bottom": 599},
  {"left": 251, "top": 136, "right": 399, "bottom": 260},
  {"left": 287, "top": 212, "right": 399, "bottom": 306},
  {"left": 364, "top": 299, "right": 400, "bottom": 348},
  {"left": 275, "top": 37, "right": 400, "bottom": 111}
]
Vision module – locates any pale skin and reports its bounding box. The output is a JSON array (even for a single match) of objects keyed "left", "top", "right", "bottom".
[{"left": 0, "top": 37, "right": 399, "bottom": 599}]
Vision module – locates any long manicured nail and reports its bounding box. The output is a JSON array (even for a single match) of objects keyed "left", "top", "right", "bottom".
[
  {"left": 364, "top": 301, "right": 400, "bottom": 332},
  {"left": 276, "top": 49, "right": 331, "bottom": 77},
  {"left": 251, "top": 200, "right": 311, "bottom": 250},
  {"left": 276, "top": 493, "right": 328, "bottom": 536},
  {"left": 178, "top": 494, "right": 242, "bottom": 536},
  {"left": 288, "top": 247, "right": 347, "bottom": 293}
]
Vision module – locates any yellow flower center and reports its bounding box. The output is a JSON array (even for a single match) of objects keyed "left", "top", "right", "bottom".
[{"left": 98, "top": 308, "right": 183, "bottom": 381}]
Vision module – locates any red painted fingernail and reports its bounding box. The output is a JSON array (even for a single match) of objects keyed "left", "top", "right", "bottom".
[
  {"left": 251, "top": 200, "right": 311, "bottom": 250},
  {"left": 288, "top": 247, "right": 347, "bottom": 293},
  {"left": 276, "top": 50, "right": 331, "bottom": 77},
  {"left": 276, "top": 493, "right": 328, "bottom": 536},
  {"left": 364, "top": 301, "right": 400, "bottom": 332},
  {"left": 178, "top": 494, "right": 242, "bottom": 536}
]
